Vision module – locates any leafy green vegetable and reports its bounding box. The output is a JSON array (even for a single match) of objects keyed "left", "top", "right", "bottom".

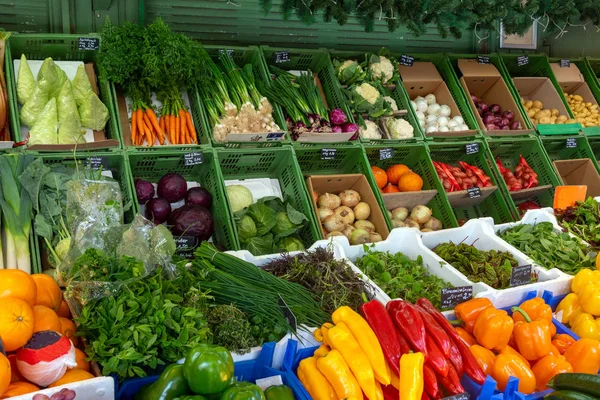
[
  {"left": 57, "top": 80, "right": 84, "bottom": 144},
  {"left": 355, "top": 246, "right": 452, "bottom": 309},
  {"left": 73, "top": 65, "right": 109, "bottom": 131},
  {"left": 246, "top": 234, "right": 274, "bottom": 256},
  {"left": 277, "top": 237, "right": 305, "bottom": 252},
  {"left": 499, "top": 222, "right": 594, "bottom": 275},
  {"left": 238, "top": 215, "right": 257, "bottom": 243},
  {"left": 37, "top": 58, "right": 59, "bottom": 96},
  {"left": 17, "top": 54, "right": 35, "bottom": 105},
  {"left": 555, "top": 197, "right": 600, "bottom": 249},
  {"left": 20, "top": 80, "right": 50, "bottom": 127},
  {"left": 72, "top": 65, "right": 93, "bottom": 105},
  {"left": 247, "top": 202, "right": 277, "bottom": 236},
  {"left": 28, "top": 97, "right": 58, "bottom": 145},
  {"left": 334, "top": 59, "right": 366, "bottom": 86}
]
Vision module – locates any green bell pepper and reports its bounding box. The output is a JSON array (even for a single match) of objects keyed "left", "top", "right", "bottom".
[
  {"left": 135, "top": 364, "right": 190, "bottom": 400},
  {"left": 264, "top": 385, "right": 294, "bottom": 400},
  {"left": 220, "top": 382, "right": 266, "bottom": 400},
  {"left": 184, "top": 344, "right": 235, "bottom": 395}
]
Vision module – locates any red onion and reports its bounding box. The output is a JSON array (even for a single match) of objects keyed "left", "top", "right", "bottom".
[
  {"left": 500, "top": 118, "right": 510, "bottom": 127},
  {"left": 494, "top": 117, "right": 503, "bottom": 125},
  {"left": 501, "top": 125, "right": 510, "bottom": 130},
  {"left": 489, "top": 104, "right": 501, "bottom": 114},
  {"left": 486, "top": 124, "right": 498, "bottom": 130},
  {"left": 332, "top": 125, "right": 343, "bottom": 133},
  {"left": 480, "top": 102, "right": 489, "bottom": 113},
  {"left": 510, "top": 121, "right": 522, "bottom": 130},
  {"left": 503, "top": 110, "right": 515, "bottom": 121},
  {"left": 482, "top": 113, "right": 495, "bottom": 125}
]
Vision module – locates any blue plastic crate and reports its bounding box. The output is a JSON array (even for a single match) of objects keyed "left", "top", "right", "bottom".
[{"left": 116, "top": 342, "right": 304, "bottom": 400}]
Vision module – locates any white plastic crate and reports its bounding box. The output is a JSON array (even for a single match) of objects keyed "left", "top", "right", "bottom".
[
  {"left": 420, "top": 219, "right": 570, "bottom": 308},
  {"left": 6, "top": 377, "right": 115, "bottom": 400}
]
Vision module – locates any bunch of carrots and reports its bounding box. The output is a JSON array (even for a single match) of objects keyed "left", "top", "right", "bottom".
[{"left": 130, "top": 104, "right": 197, "bottom": 147}]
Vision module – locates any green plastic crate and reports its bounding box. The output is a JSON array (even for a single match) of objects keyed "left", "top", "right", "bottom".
[
  {"left": 127, "top": 147, "right": 237, "bottom": 251},
  {"left": 260, "top": 46, "right": 357, "bottom": 147},
  {"left": 216, "top": 146, "right": 322, "bottom": 251},
  {"left": 427, "top": 139, "right": 518, "bottom": 224},
  {"left": 486, "top": 136, "right": 561, "bottom": 216},
  {"left": 294, "top": 144, "right": 393, "bottom": 230},
  {"left": 587, "top": 135, "right": 600, "bottom": 164},
  {"left": 540, "top": 134, "right": 600, "bottom": 172},
  {"left": 327, "top": 50, "right": 424, "bottom": 144},
  {"left": 4, "top": 33, "right": 121, "bottom": 151},
  {"left": 362, "top": 143, "right": 458, "bottom": 228},
  {"left": 198, "top": 45, "right": 290, "bottom": 149}
]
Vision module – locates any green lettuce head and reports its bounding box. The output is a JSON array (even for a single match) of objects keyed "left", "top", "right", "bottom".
[
  {"left": 277, "top": 236, "right": 305, "bottom": 252},
  {"left": 238, "top": 215, "right": 257, "bottom": 243}
]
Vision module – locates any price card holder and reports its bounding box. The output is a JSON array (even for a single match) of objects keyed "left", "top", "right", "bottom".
[
  {"left": 78, "top": 37, "right": 99, "bottom": 51},
  {"left": 184, "top": 152, "right": 204, "bottom": 166},
  {"left": 465, "top": 143, "right": 479, "bottom": 154},
  {"left": 175, "top": 236, "right": 198, "bottom": 258},
  {"left": 510, "top": 265, "right": 532, "bottom": 287},
  {"left": 218, "top": 49, "right": 234, "bottom": 57},
  {"left": 321, "top": 148, "right": 336, "bottom": 160},
  {"left": 517, "top": 55, "right": 529, "bottom": 66},
  {"left": 560, "top": 59, "right": 571, "bottom": 68},
  {"left": 379, "top": 148, "right": 394, "bottom": 160},
  {"left": 399, "top": 55, "right": 414, "bottom": 67},
  {"left": 278, "top": 295, "right": 297, "bottom": 331},
  {"left": 86, "top": 156, "right": 107, "bottom": 170},
  {"left": 467, "top": 187, "right": 482, "bottom": 199},
  {"left": 440, "top": 286, "right": 473, "bottom": 309},
  {"left": 442, "top": 393, "right": 470, "bottom": 400},
  {"left": 266, "top": 132, "right": 285, "bottom": 141},
  {"left": 274, "top": 50, "right": 291, "bottom": 64},
  {"left": 477, "top": 56, "right": 491, "bottom": 64},
  {"left": 566, "top": 138, "right": 577, "bottom": 148}
]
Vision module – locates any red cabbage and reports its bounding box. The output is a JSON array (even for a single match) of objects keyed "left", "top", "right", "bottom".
[
  {"left": 146, "top": 197, "right": 172, "bottom": 225},
  {"left": 186, "top": 187, "right": 213, "bottom": 208},
  {"left": 329, "top": 109, "right": 348, "bottom": 125},
  {"left": 158, "top": 173, "right": 187, "bottom": 203},
  {"left": 168, "top": 204, "right": 214, "bottom": 241},
  {"left": 135, "top": 179, "right": 155, "bottom": 204}
]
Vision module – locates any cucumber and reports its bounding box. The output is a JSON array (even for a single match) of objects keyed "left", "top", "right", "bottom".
[
  {"left": 545, "top": 390, "right": 598, "bottom": 400},
  {"left": 548, "top": 373, "right": 600, "bottom": 397}
]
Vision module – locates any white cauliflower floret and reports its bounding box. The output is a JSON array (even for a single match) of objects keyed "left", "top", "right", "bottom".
[
  {"left": 356, "top": 83, "right": 380, "bottom": 105},
  {"left": 386, "top": 118, "right": 414, "bottom": 139},
  {"left": 340, "top": 59, "right": 358, "bottom": 71},
  {"left": 369, "top": 56, "right": 394, "bottom": 84},
  {"left": 384, "top": 96, "right": 398, "bottom": 111},
  {"left": 359, "top": 120, "right": 382, "bottom": 139}
]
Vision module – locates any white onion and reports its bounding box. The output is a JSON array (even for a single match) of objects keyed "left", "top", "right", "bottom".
[
  {"left": 427, "top": 103, "right": 441, "bottom": 116},
  {"left": 414, "top": 96, "right": 425, "bottom": 102},
  {"left": 426, "top": 114, "right": 438, "bottom": 125},
  {"left": 439, "top": 126, "right": 449, "bottom": 132},
  {"left": 419, "top": 120, "right": 426, "bottom": 128},
  {"left": 452, "top": 126, "right": 463, "bottom": 131},
  {"left": 425, "top": 94, "right": 437, "bottom": 105},
  {"left": 452, "top": 115, "right": 465, "bottom": 125},
  {"left": 447, "top": 119, "right": 459, "bottom": 129},
  {"left": 426, "top": 125, "right": 438, "bottom": 133},
  {"left": 411, "top": 101, "right": 417, "bottom": 111},
  {"left": 416, "top": 100, "right": 428, "bottom": 113},
  {"left": 436, "top": 116, "right": 449, "bottom": 127},
  {"left": 416, "top": 111, "right": 425, "bottom": 120},
  {"left": 459, "top": 124, "right": 470, "bottom": 130},
  {"left": 440, "top": 105, "right": 452, "bottom": 117}
]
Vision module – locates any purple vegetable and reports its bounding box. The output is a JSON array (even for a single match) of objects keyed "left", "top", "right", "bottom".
[
  {"left": 480, "top": 102, "right": 489, "bottom": 113},
  {"left": 501, "top": 125, "right": 511, "bottom": 130},
  {"left": 332, "top": 125, "right": 343, "bottom": 133},
  {"left": 157, "top": 173, "right": 187, "bottom": 203},
  {"left": 482, "top": 113, "right": 496, "bottom": 125},
  {"left": 494, "top": 117, "right": 503, "bottom": 125},
  {"left": 168, "top": 204, "right": 214, "bottom": 241},
  {"left": 295, "top": 122, "right": 307, "bottom": 129},
  {"left": 500, "top": 118, "right": 510, "bottom": 127},
  {"left": 186, "top": 187, "right": 213, "bottom": 208},
  {"left": 489, "top": 104, "right": 501, "bottom": 114},
  {"left": 486, "top": 124, "right": 498, "bottom": 131},
  {"left": 308, "top": 114, "right": 321, "bottom": 124},
  {"left": 146, "top": 197, "right": 172, "bottom": 224},
  {"left": 510, "top": 121, "right": 522, "bottom": 130},
  {"left": 329, "top": 108, "right": 348, "bottom": 125},
  {"left": 471, "top": 95, "right": 480, "bottom": 103},
  {"left": 503, "top": 110, "right": 515, "bottom": 121},
  {"left": 341, "top": 122, "right": 359, "bottom": 133},
  {"left": 135, "top": 179, "right": 155, "bottom": 204}
]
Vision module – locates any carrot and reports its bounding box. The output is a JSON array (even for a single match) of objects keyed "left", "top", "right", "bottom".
[
  {"left": 179, "top": 110, "right": 187, "bottom": 144},
  {"left": 170, "top": 114, "right": 177, "bottom": 144},
  {"left": 184, "top": 111, "right": 197, "bottom": 144},
  {"left": 175, "top": 115, "right": 180, "bottom": 145},
  {"left": 144, "top": 114, "right": 155, "bottom": 146},
  {"left": 181, "top": 121, "right": 189, "bottom": 144},
  {"left": 146, "top": 108, "right": 165, "bottom": 139},
  {"left": 131, "top": 109, "right": 138, "bottom": 146},
  {"left": 159, "top": 115, "right": 165, "bottom": 133},
  {"left": 137, "top": 109, "right": 146, "bottom": 145}
]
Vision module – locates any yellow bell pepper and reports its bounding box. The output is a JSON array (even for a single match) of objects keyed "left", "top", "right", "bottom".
[
  {"left": 570, "top": 313, "right": 600, "bottom": 340},
  {"left": 314, "top": 328, "right": 323, "bottom": 343},
  {"left": 332, "top": 306, "right": 390, "bottom": 385},
  {"left": 572, "top": 269, "right": 600, "bottom": 295},
  {"left": 320, "top": 322, "right": 334, "bottom": 346},
  {"left": 297, "top": 356, "right": 337, "bottom": 400},
  {"left": 399, "top": 352, "right": 424, "bottom": 400},
  {"left": 316, "top": 350, "right": 362, "bottom": 400},
  {"left": 596, "top": 254, "right": 600, "bottom": 270},
  {"left": 579, "top": 282, "right": 600, "bottom": 316},
  {"left": 314, "top": 344, "right": 330, "bottom": 358},
  {"left": 555, "top": 293, "right": 581, "bottom": 324}
]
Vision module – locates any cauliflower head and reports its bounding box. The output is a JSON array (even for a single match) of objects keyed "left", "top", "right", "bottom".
[
  {"left": 359, "top": 120, "right": 382, "bottom": 139},
  {"left": 386, "top": 118, "right": 414, "bottom": 139},
  {"left": 355, "top": 83, "right": 380, "bottom": 105},
  {"left": 369, "top": 56, "right": 394, "bottom": 84},
  {"left": 384, "top": 96, "right": 398, "bottom": 111},
  {"left": 335, "top": 59, "right": 366, "bottom": 86}
]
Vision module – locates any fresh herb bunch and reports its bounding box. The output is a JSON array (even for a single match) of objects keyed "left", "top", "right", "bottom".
[
  {"left": 555, "top": 197, "right": 600, "bottom": 249},
  {"left": 499, "top": 222, "right": 594, "bottom": 275},
  {"left": 433, "top": 242, "right": 521, "bottom": 289},
  {"left": 262, "top": 246, "right": 373, "bottom": 314},
  {"left": 354, "top": 247, "right": 452, "bottom": 309},
  {"left": 66, "top": 248, "right": 145, "bottom": 283}
]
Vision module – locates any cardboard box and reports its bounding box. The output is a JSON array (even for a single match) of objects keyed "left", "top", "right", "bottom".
[
  {"left": 512, "top": 77, "right": 571, "bottom": 126},
  {"left": 306, "top": 174, "right": 390, "bottom": 240},
  {"left": 457, "top": 59, "right": 530, "bottom": 136},
  {"left": 551, "top": 63, "right": 599, "bottom": 107},
  {"left": 553, "top": 158, "right": 600, "bottom": 197},
  {"left": 399, "top": 62, "right": 477, "bottom": 137}
]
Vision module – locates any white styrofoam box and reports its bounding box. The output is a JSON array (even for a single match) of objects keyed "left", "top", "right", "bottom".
[
  {"left": 7, "top": 377, "right": 114, "bottom": 400},
  {"left": 224, "top": 178, "right": 283, "bottom": 204},
  {"left": 420, "top": 218, "right": 571, "bottom": 308},
  {"left": 320, "top": 228, "right": 490, "bottom": 304}
]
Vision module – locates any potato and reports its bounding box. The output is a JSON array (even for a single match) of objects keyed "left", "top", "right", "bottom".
[
  {"left": 587, "top": 102, "right": 593, "bottom": 107},
  {"left": 551, "top": 109, "right": 559, "bottom": 117},
  {"left": 574, "top": 95, "right": 584, "bottom": 102},
  {"left": 524, "top": 100, "right": 533, "bottom": 109},
  {"left": 527, "top": 109, "right": 537, "bottom": 118},
  {"left": 557, "top": 115, "right": 568, "bottom": 122},
  {"left": 565, "top": 119, "right": 577, "bottom": 124},
  {"left": 550, "top": 116, "right": 557, "bottom": 123},
  {"left": 534, "top": 111, "right": 546, "bottom": 119},
  {"left": 533, "top": 100, "right": 543, "bottom": 109},
  {"left": 539, "top": 116, "right": 552, "bottom": 124}
]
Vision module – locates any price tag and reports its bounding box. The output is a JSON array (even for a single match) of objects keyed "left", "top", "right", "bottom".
[
  {"left": 218, "top": 49, "right": 234, "bottom": 57},
  {"left": 399, "top": 55, "right": 414, "bottom": 67},
  {"left": 566, "top": 138, "right": 577, "bottom": 148},
  {"left": 86, "top": 156, "right": 107, "bottom": 170},
  {"left": 184, "top": 152, "right": 204, "bottom": 166},
  {"left": 467, "top": 187, "right": 482, "bottom": 199},
  {"left": 510, "top": 265, "right": 532, "bottom": 287},
  {"left": 266, "top": 132, "right": 285, "bottom": 141},
  {"left": 465, "top": 143, "right": 479, "bottom": 155},
  {"left": 274, "top": 50, "right": 291, "bottom": 64},
  {"left": 440, "top": 286, "right": 473, "bottom": 309},
  {"left": 517, "top": 55, "right": 529, "bottom": 67},
  {"left": 442, "top": 393, "right": 470, "bottom": 400},
  {"left": 78, "top": 37, "right": 99, "bottom": 51},
  {"left": 560, "top": 59, "right": 571, "bottom": 68},
  {"left": 477, "top": 55, "right": 491, "bottom": 64},
  {"left": 175, "top": 236, "right": 198, "bottom": 258},
  {"left": 278, "top": 295, "right": 297, "bottom": 331},
  {"left": 321, "top": 148, "right": 336, "bottom": 160},
  {"left": 379, "top": 148, "right": 394, "bottom": 160}
]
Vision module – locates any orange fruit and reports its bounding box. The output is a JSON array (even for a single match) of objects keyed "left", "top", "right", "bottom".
[
  {"left": 7, "top": 355, "right": 22, "bottom": 383},
  {"left": 0, "top": 353, "right": 9, "bottom": 396},
  {"left": 0, "top": 270, "right": 37, "bottom": 307},
  {"left": 74, "top": 348, "right": 90, "bottom": 372},
  {"left": 32, "top": 274, "right": 63, "bottom": 311},
  {"left": 386, "top": 164, "right": 410, "bottom": 185},
  {"left": 371, "top": 166, "right": 388, "bottom": 189},
  {"left": 57, "top": 300, "right": 71, "bottom": 319},
  {"left": 382, "top": 183, "right": 400, "bottom": 193},
  {"left": 48, "top": 369, "right": 94, "bottom": 387},
  {"left": 0, "top": 382, "right": 39, "bottom": 397},
  {"left": 0, "top": 298, "right": 34, "bottom": 351},
  {"left": 397, "top": 171, "right": 424, "bottom": 192},
  {"left": 32, "top": 305, "right": 62, "bottom": 334},
  {"left": 60, "top": 317, "right": 79, "bottom": 347}
]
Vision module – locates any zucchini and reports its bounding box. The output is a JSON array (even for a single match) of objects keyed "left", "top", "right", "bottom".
[
  {"left": 545, "top": 390, "right": 598, "bottom": 400},
  {"left": 548, "top": 373, "right": 600, "bottom": 397}
]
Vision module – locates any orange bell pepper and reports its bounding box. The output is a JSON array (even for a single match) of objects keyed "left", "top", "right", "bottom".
[
  {"left": 455, "top": 327, "right": 476, "bottom": 346},
  {"left": 492, "top": 353, "right": 536, "bottom": 394},
  {"left": 513, "top": 298, "right": 556, "bottom": 337},
  {"left": 473, "top": 308, "right": 514, "bottom": 351},
  {"left": 548, "top": 344, "right": 561, "bottom": 357},
  {"left": 455, "top": 298, "right": 493, "bottom": 333},
  {"left": 512, "top": 306, "right": 553, "bottom": 361},
  {"left": 469, "top": 345, "right": 496, "bottom": 375},
  {"left": 499, "top": 345, "right": 530, "bottom": 367},
  {"left": 564, "top": 338, "right": 600, "bottom": 374},
  {"left": 531, "top": 354, "right": 573, "bottom": 392},
  {"left": 552, "top": 334, "right": 576, "bottom": 355}
]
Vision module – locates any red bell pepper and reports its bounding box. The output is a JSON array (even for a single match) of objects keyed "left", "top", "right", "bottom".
[
  {"left": 386, "top": 300, "right": 428, "bottom": 358},
  {"left": 415, "top": 304, "right": 451, "bottom": 358},
  {"left": 421, "top": 391, "right": 431, "bottom": 400},
  {"left": 425, "top": 334, "right": 450, "bottom": 377},
  {"left": 423, "top": 364, "right": 440, "bottom": 399},
  {"left": 448, "top": 340, "right": 464, "bottom": 377},
  {"left": 437, "top": 363, "right": 466, "bottom": 395}
]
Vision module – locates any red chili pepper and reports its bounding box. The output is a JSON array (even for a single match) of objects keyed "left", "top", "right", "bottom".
[
  {"left": 437, "top": 363, "right": 466, "bottom": 395},
  {"left": 416, "top": 298, "right": 486, "bottom": 385},
  {"left": 423, "top": 363, "right": 440, "bottom": 399},
  {"left": 448, "top": 340, "right": 464, "bottom": 377},
  {"left": 381, "top": 384, "right": 399, "bottom": 400},
  {"left": 425, "top": 334, "right": 450, "bottom": 377},
  {"left": 387, "top": 300, "right": 428, "bottom": 358},
  {"left": 421, "top": 391, "right": 431, "bottom": 400},
  {"left": 361, "top": 298, "right": 405, "bottom": 376},
  {"left": 415, "top": 304, "right": 451, "bottom": 358}
]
